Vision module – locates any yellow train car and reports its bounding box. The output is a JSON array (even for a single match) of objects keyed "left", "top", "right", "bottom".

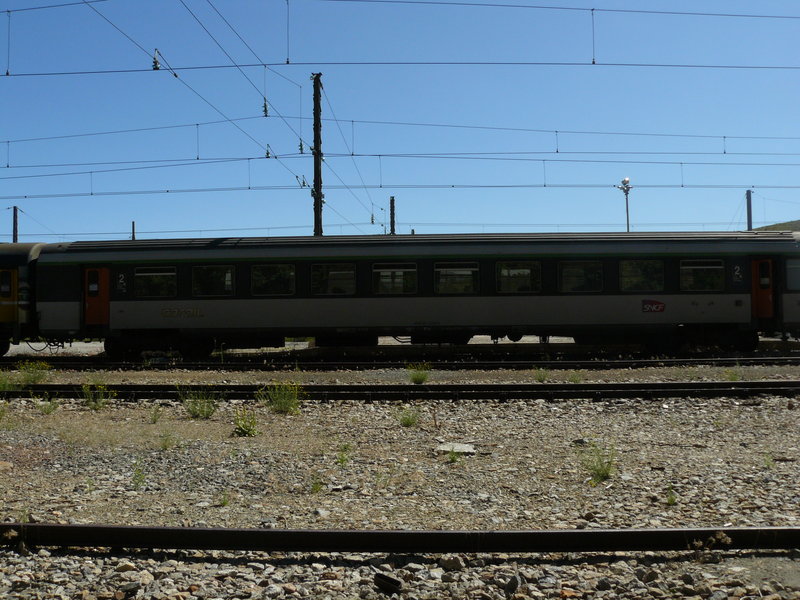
[{"left": 0, "top": 243, "right": 45, "bottom": 356}]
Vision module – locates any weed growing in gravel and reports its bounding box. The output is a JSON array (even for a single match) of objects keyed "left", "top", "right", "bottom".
[
  {"left": 181, "top": 390, "right": 219, "bottom": 419},
  {"left": 397, "top": 407, "right": 420, "bottom": 428},
  {"left": 723, "top": 367, "right": 743, "bottom": 382},
  {"left": 533, "top": 368, "right": 549, "bottom": 383},
  {"left": 217, "top": 490, "right": 231, "bottom": 507},
  {"left": 16, "top": 360, "right": 51, "bottom": 386},
  {"left": 232, "top": 407, "right": 259, "bottom": 437},
  {"left": 336, "top": 443, "right": 353, "bottom": 467},
  {"left": 82, "top": 383, "right": 116, "bottom": 410},
  {"left": 0, "top": 401, "right": 7, "bottom": 422},
  {"left": 310, "top": 476, "right": 324, "bottom": 494},
  {"left": 446, "top": 449, "right": 461, "bottom": 464},
  {"left": 149, "top": 405, "right": 164, "bottom": 424},
  {"left": 158, "top": 431, "right": 179, "bottom": 451},
  {"left": 258, "top": 382, "right": 302, "bottom": 415},
  {"left": 37, "top": 395, "right": 59, "bottom": 415},
  {"left": 407, "top": 362, "right": 431, "bottom": 385},
  {"left": 764, "top": 453, "right": 777, "bottom": 470},
  {"left": 580, "top": 442, "right": 617, "bottom": 485},
  {"left": 0, "top": 371, "right": 19, "bottom": 392},
  {"left": 566, "top": 370, "right": 585, "bottom": 384},
  {"left": 665, "top": 486, "right": 678, "bottom": 506},
  {"left": 131, "top": 463, "right": 146, "bottom": 490}
]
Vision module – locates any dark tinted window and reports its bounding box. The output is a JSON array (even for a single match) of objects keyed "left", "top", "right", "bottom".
[
  {"left": 559, "top": 261, "right": 603, "bottom": 293},
  {"left": 620, "top": 260, "right": 664, "bottom": 292},
  {"left": 192, "top": 265, "right": 234, "bottom": 297},
  {"left": 252, "top": 264, "right": 295, "bottom": 296},
  {"left": 373, "top": 263, "right": 417, "bottom": 294},
  {"left": 134, "top": 267, "right": 177, "bottom": 298},
  {"left": 434, "top": 262, "right": 479, "bottom": 294},
  {"left": 496, "top": 261, "right": 541, "bottom": 293},
  {"left": 680, "top": 260, "right": 723, "bottom": 291},
  {"left": 312, "top": 263, "right": 356, "bottom": 295}
]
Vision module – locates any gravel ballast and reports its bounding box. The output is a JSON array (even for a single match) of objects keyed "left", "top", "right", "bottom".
[{"left": 1, "top": 365, "right": 799, "bottom": 599}]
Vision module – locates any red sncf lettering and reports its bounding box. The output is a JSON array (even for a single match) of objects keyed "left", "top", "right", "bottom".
[{"left": 642, "top": 300, "right": 665, "bottom": 313}]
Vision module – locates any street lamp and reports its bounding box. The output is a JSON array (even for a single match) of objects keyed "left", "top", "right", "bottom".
[{"left": 616, "top": 177, "right": 632, "bottom": 232}]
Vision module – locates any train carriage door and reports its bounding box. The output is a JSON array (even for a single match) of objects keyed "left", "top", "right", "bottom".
[
  {"left": 84, "top": 267, "right": 110, "bottom": 327},
  {"left": 0, "top": 269, "right": 17, "bottom": 325},
  {"left": 751, "top": 259, "right": 774, "bottom": 320}
]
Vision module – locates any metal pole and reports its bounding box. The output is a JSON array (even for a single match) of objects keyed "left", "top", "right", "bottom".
[
  {"left": 12, "top": 206, "right": 18, "bottom": 243},
  {"left": 131, "top": 221, "right": 136, "bottom": 240},
  {"left": 311, "top": 73, "right": 323, "bottom": 237},
  {"left": 624, "top": 189, "right": 630, "bottom": 233},
  {"left": 746, "top": 189, "right": 753, "bottom": 231},
  {"left": 389, "top": 196, "right": 396, "bottom": 235}
]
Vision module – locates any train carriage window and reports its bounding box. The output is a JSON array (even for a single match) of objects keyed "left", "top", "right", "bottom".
[
  {"left": 0, "top": 271, "right": 12, "bottom": 298},
  {"left": 373, "top": 263, "right": 417, "bottom": 295},
  {"left": 559, "top": 261, "right": 603, "bottom": 293},
  {"left": 787, "top": 260, "right": 800, "bottom": 291},
  {"left": 192, "top": 265, "right": 235, "bottom": 297},
  {"left": 134, "top": 267, "right": 177, "bottom": 298},
  {"left": 680, "top": 260, "right": 724, "bottom": 291},
  {"left": 311, "top": 263, "right": 356, "bottom": 295},
  {"left": 434, "top": 262, "right": 479, "bottom": 294},
  {"left": 252, "top": 264, "right": 295, "bottom": 296},
  {"left": 620, "top": 260, "right": 664, "bottom": 292},
  {"left": 496, "top": 261, "right": 541, "bottom": 293}
]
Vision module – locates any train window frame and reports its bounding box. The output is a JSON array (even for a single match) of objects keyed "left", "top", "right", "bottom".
[
  {"left": 558, "top": 260, "right": 603, "bottom": 293},
  {"left": 679, "top": 259, "right": 724, "bottom": 292},
  {"left": 251, "top": 264, "right": 296, "bottom": 296},
  {"left": 311, "top": 263, "right": 356, "bottom": 296},
  {"left": 372, "top": 263, "right": 418, "bottom": 295},
  {"left": 434, "top": 262, "right": 479, "bottom": 295},
  {"left": 619, "top": 259, "right": 665, "bottom": 293},
  {"left": 133, "top": 266, "right": 177, "bottom": 298},
  {"left": 496, "top": 261, "right": 542, "bottom": 294},
  {"left": 787, "top": 259, "right": 800, "bottom": 291},
  {"left": 192, "top": 265, "right": 235, "bottom": 297},
  {"left": 0, "top": 270, "right": 12, "bottom": 298}
]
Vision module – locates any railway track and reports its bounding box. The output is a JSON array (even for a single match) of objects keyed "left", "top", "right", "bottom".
[
  {"left": 2, "top": 523, "right": 799, "bottom": 553},
  {"left": 4, "top": 355, "right": 800, "bottom": 372},
  {"left": 7, "top": 380, "right": 800, "bottom": 401}
]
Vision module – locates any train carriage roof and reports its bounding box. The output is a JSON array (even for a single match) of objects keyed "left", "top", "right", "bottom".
[{"left": 35, "top": 231, "right": 800, "bottom": 263}]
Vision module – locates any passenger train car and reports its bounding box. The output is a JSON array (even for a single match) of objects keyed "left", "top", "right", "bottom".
[{"left": 0, "top": 231, "right": 799, "bottom": 358}]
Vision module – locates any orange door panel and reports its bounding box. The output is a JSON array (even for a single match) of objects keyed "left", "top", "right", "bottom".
[
  {"left": 84, "top": 267, "right": 110, "bottom": 326},
  {"left": 751, "top": 259, "right": 774, "bottom": 319}
]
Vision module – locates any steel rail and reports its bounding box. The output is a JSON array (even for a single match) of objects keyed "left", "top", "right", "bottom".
[
  {"left": 5, "top": 380, "right": 800, "bottom": 401},
  {"left": 2, "top": 523, "right": 798, "bottom": 553}
]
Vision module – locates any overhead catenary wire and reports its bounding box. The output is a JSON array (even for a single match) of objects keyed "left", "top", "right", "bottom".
[
  {"left": 6, "top": 181, "right": 800, "bottom": 203},
  {"left": 79, "top": 0, "right": 303, "bottom": 182},
  {"left": 314, "top": 0, "right": 800, "bottom": 21}
]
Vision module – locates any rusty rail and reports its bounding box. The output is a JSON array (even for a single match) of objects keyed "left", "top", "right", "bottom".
[{"left": 2, "top": 524, "right": 799, "bottom": 553}]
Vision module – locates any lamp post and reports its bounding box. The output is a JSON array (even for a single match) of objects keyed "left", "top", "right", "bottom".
[{"left": 616, "top": 177, "right": 632, "bottom": 232}]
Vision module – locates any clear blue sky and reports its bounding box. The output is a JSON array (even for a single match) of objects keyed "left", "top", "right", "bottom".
[{"left": 1, "top": 0, "right": 799, "bottom": 241}]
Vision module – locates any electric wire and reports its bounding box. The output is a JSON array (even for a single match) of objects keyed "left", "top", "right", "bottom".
[
  {"left": 7, "top": 182, "right": 800, "bottom": 203},
  {"left": 12, "top": 58, "right": 800, "bottom": 78},
  {"left": 322, "top": 87, "right": 375, "bottom": 218},
  {"left": 80, "top": 0, "right": 302, "bottom": 180},
  {"left": 314, "top": 0, "right": 800, "bottom": 21},
  {"left": 6, "top": 0, "right": 107, "bottom": 13}
]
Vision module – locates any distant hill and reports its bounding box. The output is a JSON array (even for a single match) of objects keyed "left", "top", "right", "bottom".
[{"left": 757, "top": 220, "right": 800, "bottom": 231}]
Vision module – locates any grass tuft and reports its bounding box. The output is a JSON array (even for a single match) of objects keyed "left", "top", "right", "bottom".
[
  {"left": 16, "top": 360, "right": 51, "bottom": 386},
  {"left": 82, "top": 384, "right": 116, "bottom": 411},
  {"left": 407, "top": 362, "right": 431, "bottom": 385},
  {"left": 181, "top": 389, "right": 219, "bottom": 419},
  {"left": 258, "top": 382, "right": 302, "bottom": 415},
  {"left": 232, "top": 407, "right": 259, "bottom": 437},
  {"left": 397, "top": 407, "right": 420, "bottom": 428},
  {"left": 580, "top": 441, "right": 617, "bottom": 486}
]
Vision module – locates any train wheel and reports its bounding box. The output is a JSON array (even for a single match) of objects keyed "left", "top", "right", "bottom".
[
  {"left": 103, "top": 338, "right": 139, "bottom": 361},
  {"left": 0, "top": 339, "right": 9, "bottom": 357},
  {"left": 180, "top": 339, "right": 215, "bottom": 360}
]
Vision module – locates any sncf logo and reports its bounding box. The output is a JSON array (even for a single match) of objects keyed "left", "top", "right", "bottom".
[{"left": 642, "top": 300, "right": 666, "bottom": 313}]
